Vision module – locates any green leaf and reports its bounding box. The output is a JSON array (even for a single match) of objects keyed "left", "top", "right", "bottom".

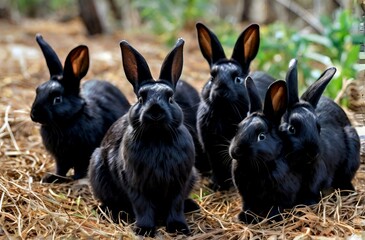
[{"left": 300, "top": 34, "right": 333, "bottom": 48}]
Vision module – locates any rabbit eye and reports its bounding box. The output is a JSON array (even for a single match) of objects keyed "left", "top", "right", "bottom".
[
  {"left": 288, "top": 125, "right": 296, "bottom": 134},
  {"left": 257, "top": 132, "right": 266, "bottom": 141},
  {"left": 234, "top": 77, "right": 244, "bottom": 85},
  {"left": 53, "top": 96, "right": 62, "bottom": 105}
]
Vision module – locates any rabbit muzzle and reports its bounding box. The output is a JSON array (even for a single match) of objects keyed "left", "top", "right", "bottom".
[
  {"left": 229, "top": 145, "right": 244, "bottom": 160},
  {"left": 143, "top": 103, "right": 166, "bottom": 123},
  {"left": 30, "top": 105, "right": 50, "bottom": 124}
]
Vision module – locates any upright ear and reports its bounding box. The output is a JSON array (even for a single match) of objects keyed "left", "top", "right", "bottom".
[
  {"left": 120, "top": 40, "right": 153, "bottom": 94},
  {"left": 231, "top": 24, "right": 260, "bottom": 74},
  {"left": 35, "top": 34, "right": 63, "bottom": 78},
  {"left": 245, "top": 76, "right": 262, "bottom": 113},
  {"left": 196, "top": 22, "right": 226, "bottom": 66},
  {"left": 62, "top": 45, "right": 89, "bottom": 92},
  {"left": 286, "top": 58, "right": 299, "bottom": 108},
  {"left": 159, "top": 38, "right": 184, "bottom": 90},
  {"left": 301, "top": 67, "right": 336, "bottom": 108},
  {"left": 263, "top": 80, "right": 288, "bottom": 125}
]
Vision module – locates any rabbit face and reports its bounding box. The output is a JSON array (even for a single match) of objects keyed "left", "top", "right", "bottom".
[
  {"left": 203, "top": 61, "right": 245, "bottom": 103},
  {"left": 280, "top": 59, "right": 336, "bottom": 166},
  {"left": 31, "top": 80, "right": 84, "bottom": 124},
  {"left": 31, "top": 34, "right": 89, "bottom": 126},
  {"left": 230, "top": 113, "right": 282, "bottom": 166},
  {"left": 280, "top": 103, "right": 321, "bottom": 162},
  {"left": 129, "top": 82, "right": 183, "bottom": 130}
]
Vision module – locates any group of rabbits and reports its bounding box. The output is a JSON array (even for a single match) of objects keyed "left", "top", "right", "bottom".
[{"left": 30, "top": 22, "right": 361, "bottom": 237}]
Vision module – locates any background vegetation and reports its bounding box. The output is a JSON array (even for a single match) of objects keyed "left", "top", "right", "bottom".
[{"left": 7, "top": 0, "right": 363, "bottom": 103}]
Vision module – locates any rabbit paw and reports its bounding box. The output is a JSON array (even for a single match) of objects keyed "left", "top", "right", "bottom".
[
  {"left": 166, "top": 220, "right": 190, "bottom": 235},
  {"left": 183, "top": 198, "right": 200, "bottom": 213},
  {"left": 134, "top": 225, "right": 156, "bottom": 237}
]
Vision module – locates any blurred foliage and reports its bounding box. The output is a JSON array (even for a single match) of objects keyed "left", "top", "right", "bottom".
[
  {"left": 134, "top": 1, "right": 360, "bottom": 103},
  {"left": 16, "top": 0, "right": 74, "bottom": 18},
  {"left": 255, "top": 9, "right": 360, "bottom": 102},
  {"left": 133, "top": 0, "right": 217, "bottom": 45},
  {"left": 12, "top": 0, "right": 361, "bottom": 104}
]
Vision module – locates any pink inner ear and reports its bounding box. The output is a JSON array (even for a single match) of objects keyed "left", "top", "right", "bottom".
[
  {"left": 71, "top": 49, "right": 88, "bottom": 77},
  {"left": 199, "top": 29, "right": 213, "bottom": 59},
  {"left": 243, "top": 28, "right": 258, "bottom": 60},
  {"left": 271, "top": 86, "right": 285, "bottom": 112},
  {"left": 121, "top": 45, "right": 140, "bottom": 82}
]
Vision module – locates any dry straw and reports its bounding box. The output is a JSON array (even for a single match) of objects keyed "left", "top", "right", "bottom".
[
  {"left": 0, "top": 101, "right": 364, "bottom": 239},
  {"left": 0, "top": 19, "right": 364, "bottom": 239}
]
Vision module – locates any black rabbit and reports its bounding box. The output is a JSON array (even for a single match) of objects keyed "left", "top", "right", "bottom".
[
  {"left": 30, "top": 34, "right": 130, "bottom": 183},
  {"left": 174, "top": 79, "right": 209, "bottom": 175},
  {"left": 196, "top": 22, "right": 275, "bottom": 190},
  {"left": 279, "top": 59, "right": 360, "bottom": 205},
  {"left": 229, "top": 77, "right": 300, "bottom": 224},
  {"left": 88, "top": 38, "right": 198, "bottom": 237}
]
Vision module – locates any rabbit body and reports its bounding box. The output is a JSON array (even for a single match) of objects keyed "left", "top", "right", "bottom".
[
  {"left": 196, "top": 22, "right": 275, "bottom": 190},
  {"left": 229, "top": 78, "right": 300, "bottom": 223},
  {"left": 31, "top": 35, "right": 130, "bottom": 183},
  {"left": 89, "top": 39, "right": 198, "bottom": 237},
  {"left": 175, "top": 80, "right": 209, "bottom": 174},
  {"left": 280, "top": 60, "right": 360, "bottom": 205}
]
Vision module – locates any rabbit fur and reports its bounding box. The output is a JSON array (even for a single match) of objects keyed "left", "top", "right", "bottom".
[
  {"left": 229, "top": 77, "right": 300, "bottom": 223},
  {"left": 88, "top": 38, "right": 198, "bottom": 237},
  {"left": 30, "top": 34, "right": 130, "bottom": 183},
  {"left": 279, "top": 59, "right": 360, "bottom": 205},
  {"left": 196, "top": 22, "right": 275, "bottom": 190}
]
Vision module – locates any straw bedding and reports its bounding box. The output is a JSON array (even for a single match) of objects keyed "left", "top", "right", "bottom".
[{"left": 0, "top": 19, "right": 364, "bottom": 239}]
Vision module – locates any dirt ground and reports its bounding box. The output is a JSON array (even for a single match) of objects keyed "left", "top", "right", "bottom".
[{"left": 0, "top": 18, "right": 365, "bottom": 239}]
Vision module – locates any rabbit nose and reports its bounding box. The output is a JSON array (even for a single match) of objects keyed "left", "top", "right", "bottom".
[
  {"left": 146, "top": 104, "right": 164, "bottom": 121},
  {"left": 30, "top": 106, "right": 48, "bottom": 124},
  {"left": 30, "top": 108, "right": 40, "bottom": 122},
  {"left": 229, "top": 145, "right": 243, "bottom": 160},
  {"left": 304, "top": 142, "right": 319, "bottom": 158}
]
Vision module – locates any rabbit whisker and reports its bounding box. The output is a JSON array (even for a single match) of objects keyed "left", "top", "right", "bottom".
[
  {"left": 230, "top": 101, "right": 244, "bottom": 121},
  {"left": 167, "top": 124, "right": 179, "bottom": 142}
]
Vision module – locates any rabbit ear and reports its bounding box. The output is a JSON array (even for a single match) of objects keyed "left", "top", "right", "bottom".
[
  {"left": 301, "top": 67, "right": 336, "bottom": 108},
  {"left": 196, "top": 22, "right": 226, "bottom": 66},
  {"left": 245, "top": 76, "right": 262, "bottom": 113},
  {"left": 263, "top": 80, "right": 287, "bottom": 125},
  {"left": 120, "top": 40, "right": 153, "bottom": 94},
  {"left": 286, "top": 59, "right": 299, "bottom": 107},
  {"left": 35, "top": 34, "right": 63, "bottom": 78},
  {"left": 159, "top": 38, "right": 184, "bottom": 90},
  {"left": 231, "top": 24, "right": 260, "bottom": 74},
  {"left": 63, "top": 45, "right": 89, "bottom": 92}
]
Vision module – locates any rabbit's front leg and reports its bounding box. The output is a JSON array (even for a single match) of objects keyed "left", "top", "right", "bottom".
[
  {"left": 42, "top": 157, "right": 72, "bottom": 183},
  {"left": 166, "top": 193, "right": 190, "bottom": 235},
  {"left": 132, "top": 195, "right": 156, "bottom": 237},
  {"left": 73, "top": 157, "right": 89, "bottom": 180}
]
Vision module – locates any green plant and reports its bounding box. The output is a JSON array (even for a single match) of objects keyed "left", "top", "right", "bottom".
[
  {"left": 16, "top": 0, "right": 74, "bottom": 18},
  {"left": 133, "top": 0, "right": 216, "bottom": 45},
  {"left": 255, "top": 9, "right": 360, "bottom": 103}
]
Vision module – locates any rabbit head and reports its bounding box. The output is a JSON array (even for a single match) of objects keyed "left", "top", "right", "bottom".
[
  {"left": 229, "top": 77, "right": 288, "bottom": 166},
  {"left": 30, "top": 34, "right": 89, "bottom": 125},
  {"left": 120, "top": 38, "right": 185, "bottom": 132},
  {"left": 279, "top": 59, "right": 337, "bottom": 162},
  {"left": 196, "top": 22, "right": 259, "bottom": 107}
]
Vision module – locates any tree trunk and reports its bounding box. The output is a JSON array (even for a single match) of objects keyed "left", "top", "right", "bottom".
[{"left": 78, "top": 0, "right": 110, "bottom": 35}]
